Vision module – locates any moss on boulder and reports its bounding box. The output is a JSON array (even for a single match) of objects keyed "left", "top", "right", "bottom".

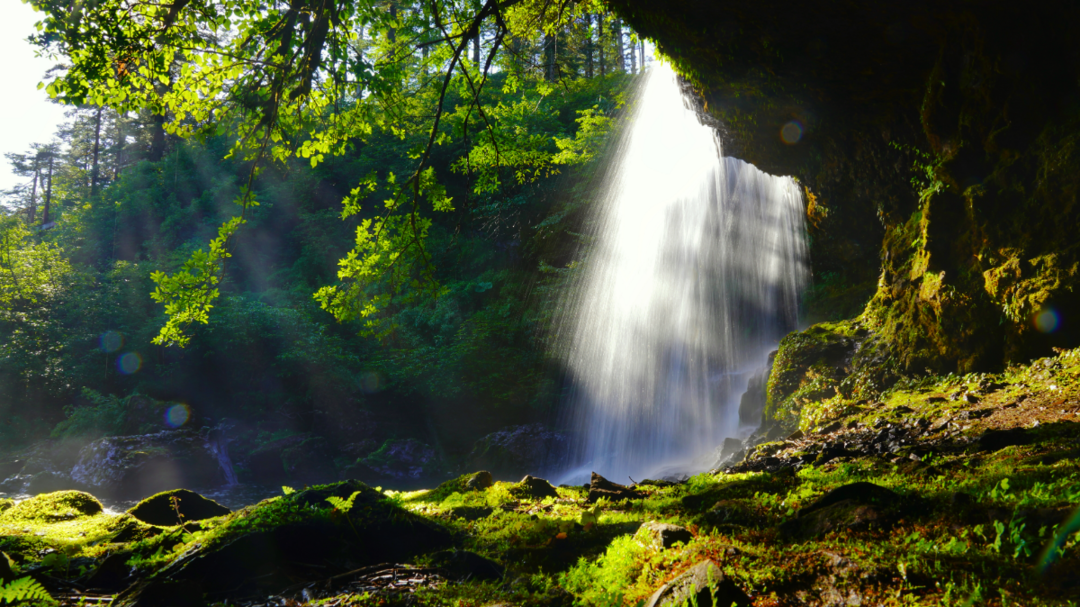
[
  {"left": 0, "top": 491, "right": 103, "bottom": 523},
  {"left": 764, "top": 320, "right": 865, "bottom": 431},
  {"left": 127, "top": 489, "right": 231, "bottom": 527}
]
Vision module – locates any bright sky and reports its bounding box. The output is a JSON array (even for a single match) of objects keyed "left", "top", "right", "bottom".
[{"left": 1, "top": 0, "right": 68, "bottom": 193}]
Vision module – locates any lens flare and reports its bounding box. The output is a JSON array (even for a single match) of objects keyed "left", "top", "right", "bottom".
[
  {"left": 1034, "top": 308, "right": 1060, "bottom": 333},
  {"left": 165, "top": 404, "right": 191, "bottom": 428},
  {"left": 1039, "top": 505, "right": 1080, "bottom": 572},
  {"left": 358, "top": 372, "right": 383, "bottom": 394},
  {"left": 117, "top": 352, "right": 142, "bottom": 374},
  {"left": 781, "top": 121, "right": 803, "bottom": 144},
  {"left": 100, "top": 331, "right": 123, "bottom": 353}
]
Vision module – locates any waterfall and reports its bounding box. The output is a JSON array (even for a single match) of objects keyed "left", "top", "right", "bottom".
[
  {"left": 555, "top": 62, "right": 809, "bottom": 483},
  {"left": 206, "top": 424, "right": 239, "bottom": 486}
]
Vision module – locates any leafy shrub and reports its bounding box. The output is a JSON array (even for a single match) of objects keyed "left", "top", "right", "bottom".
[
  {"left": 50, "top": 388, "right": 126, "bottom": 440},
  {"left": 51, "top": 389, "right": 176, "bottom": 440}
]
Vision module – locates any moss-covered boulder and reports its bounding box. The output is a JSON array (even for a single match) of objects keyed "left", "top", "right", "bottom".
[
  {"left": 426, "top": 471, "right": 494, "bottom": 502},
  {"left": 127, "top": 489, "right": 231, "bottom": 526},
  {"left": 779, "top": 483, "right": 901, "bottom": 541},
  {"left": 0, "top": 491, "right": 158, "bottom": 568},
  {"left": 509, "top": 475, "right": 560, "bottom": 501},
  {"left": 146, "top": 480, "right": 452, "bottom": 597},
  {"left": 764, "top": 321, "right": 865, "bottom": 431},
  {"left": 0, "top": 491, "right": 103, "bottom": 523},
  {"left": 634, "top": 522, "right": 692, "bottom": 550},
  {"left": 644, "top": 560, "right": 752, "bottom": 607}
]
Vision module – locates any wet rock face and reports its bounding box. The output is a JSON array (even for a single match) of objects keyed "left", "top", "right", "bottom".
[
  {"left": 71, "top": 430, "right": 227, "bottom": 499},
  {"left": 127, "top": 489, "right": 231, "bottom": 526},
  {"left": 738, "top": 358, "right": 773, "bottom": 426},
  {"left": 361, "top": 438, "right": 443, "bottom": 482},
  {"left": 0, "top": 460, "right": 24, "bottom": 480},
  {"left": 466, "top": 424, "right": 569, "bottom": 480}
]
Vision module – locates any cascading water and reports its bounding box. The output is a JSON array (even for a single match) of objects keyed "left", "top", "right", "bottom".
[{"left": 556, "top": 62, "right": 809, "bottom": 483}]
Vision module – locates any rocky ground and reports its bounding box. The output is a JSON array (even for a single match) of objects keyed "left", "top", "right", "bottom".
[{"left": 1, "top": 348, "right": 1079, "bottom": 606}]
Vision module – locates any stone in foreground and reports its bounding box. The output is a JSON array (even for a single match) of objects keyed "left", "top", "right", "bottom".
[
  {"left": 635, "top": 521, "right": 693, "bottom": 549},
  {"left": 512, "top": 475, "right": 560, "bottom": 500},
  {"left": 645, "top": 560, "right": 752, "bottom": 607},
  {"left": 589, "top": 472, "right": 643, "bottom": 502}
]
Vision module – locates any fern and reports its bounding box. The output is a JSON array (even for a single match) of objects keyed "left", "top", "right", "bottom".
[
  {"left": 326, "top": 491, "right": 364, "bottom": 540},
  {"left": 325, "top": 490, "right": 362, "bottom": 514},
  {"left": 282, "top": 486, "right": 295, "bottom": 495},
  {"left": 0, "top": 576, "right": 52, "bottom": 604}
]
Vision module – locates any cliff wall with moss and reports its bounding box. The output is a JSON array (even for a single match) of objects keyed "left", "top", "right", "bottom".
[{"left": 611, "top": 0, "right": 1080, "bottom": 376}]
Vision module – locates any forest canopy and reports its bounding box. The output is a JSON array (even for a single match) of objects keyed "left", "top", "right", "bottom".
[
  {"left": 1, "top": 0, "right": 646, "bottom": 447},
  {"left": 27, "top": 0, "right": 643, "bottom": 345}
]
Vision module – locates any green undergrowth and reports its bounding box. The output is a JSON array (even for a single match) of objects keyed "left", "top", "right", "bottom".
[{"left": 1, "top": 351, "right": 1079, "bottom": 605}]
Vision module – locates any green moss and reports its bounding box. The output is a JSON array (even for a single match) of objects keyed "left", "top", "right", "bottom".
[
  {"left": 0, "top": 491, "right": 103, "bottom": 524},
  {"left": 764, "top": 319, "right": 864, "bottom": 430},
  {"left": 0, "top": 507, "right": 157, "bottom": 567},
  {"left": 0, "top": 499, "right": 13, "bottom": 515}
]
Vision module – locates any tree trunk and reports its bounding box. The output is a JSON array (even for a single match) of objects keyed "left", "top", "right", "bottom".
[
  {"left": 629, "top": 33, "right": 637, "bottom": 73},
  {"left": 149, "top": 113, "right": 166, "bottom": 162},
  {"left": 543, "top": 33, "right": 556, "bottom": 81},
  {"left": 585, "top": 14, "right": 594, "bottom": 78},
  {"left": 598, "top": 17, "right": 605, "bottom": 77},
  {"left": 42, "top": 154, "right": 54, "bottom": 226},
  {"left": 113, "top": 112, "right": 124, "bottom": 179},
  {"left": 388, "top": 1, "right": 397, "bottom": 44},
  {"left": 614, "top": 19, "right": 625, "bottom": 73},
  {"left": 28, "top": 162, "right": 38, "bottom": 224},
  {"left": 91, "top": 105, "right": 103, "bottom": 195},
  {"left": 640, "top": 40, "right": 645, "bottom": 70},
  {"left": 472, "top": 30, "right": 480, "bottom": 64}
]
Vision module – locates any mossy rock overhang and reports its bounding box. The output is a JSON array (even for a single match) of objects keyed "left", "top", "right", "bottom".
[
  {"left": 609, "top": 1, "right": 1076, "bottom": 177},
  {"left": 610, "top": 0, "right": 1080, "bottom": 371}
]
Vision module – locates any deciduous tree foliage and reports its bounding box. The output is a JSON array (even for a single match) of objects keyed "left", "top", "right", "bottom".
[{"left": 30, "top": 0, "right": 631, "bottom": 345}]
